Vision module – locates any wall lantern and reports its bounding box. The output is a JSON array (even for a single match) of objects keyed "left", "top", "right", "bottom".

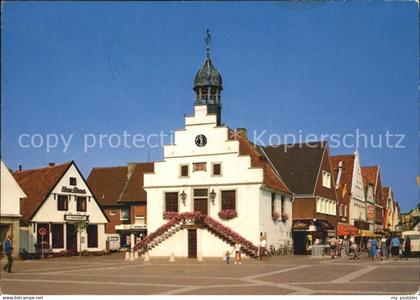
[
  {"left": 209, "top": 189, "right": 217, "bottom": 204},
  {"left": 180, "top": 190, "right": 187, "bottom": 206}
]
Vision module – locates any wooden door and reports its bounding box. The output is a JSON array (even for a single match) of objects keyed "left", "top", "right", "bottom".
[
  {"left": 66, "top": 224, "right": 77, "bottom": 255},
  {"left": 188, "top": 229, "right": 197, "bottom": 258},
  {"left": 292, "top": 231, "right": 307, "bottom": 255}
]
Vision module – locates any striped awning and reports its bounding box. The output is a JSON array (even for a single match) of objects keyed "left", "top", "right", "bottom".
[
  {"left": 359, "top": 230, "right": 375, "bottom": 237},
  {"left": 337, "top": 223, "right": 359, "bottom": 236}
]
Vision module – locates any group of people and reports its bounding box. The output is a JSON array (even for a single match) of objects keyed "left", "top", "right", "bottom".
[
  {"left": 368, "top": 235, "right": 411, "bottom": 261},
  {"left": 329, "top": 236, "right": 359, "bottom": 260},
  {"left": 225, "top": 242, "right": 243, "bottom": 265},
  {"left": 328, "top": 234, "right": 412, "bottom": 261}
]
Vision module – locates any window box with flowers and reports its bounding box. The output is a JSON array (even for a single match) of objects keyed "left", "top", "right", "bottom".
[
  {"left": 272, "top": 211, "right": 281, "bottom": 222},
  {"left": 218, "top": 209, "right": 238, "bottom": 220},
  {"left": 281, "top": 212, "right": 289, "bottom": 222}
]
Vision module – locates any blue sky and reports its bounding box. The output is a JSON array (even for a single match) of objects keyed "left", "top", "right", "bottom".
[{"left": 2, "top": 2, "right": 418, "bottom": 212}]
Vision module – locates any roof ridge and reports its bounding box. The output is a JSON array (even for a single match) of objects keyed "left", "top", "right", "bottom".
[{"left": 13, "top": 161, "right": 72, "bottom": 174}]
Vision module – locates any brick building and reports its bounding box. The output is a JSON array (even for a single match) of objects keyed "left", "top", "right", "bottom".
[
  {"left": 263, "top": 141, "right": 339, "bottom": 254},
  {"left": 87, "top": 162, "right": 154, "bottom": 248}
]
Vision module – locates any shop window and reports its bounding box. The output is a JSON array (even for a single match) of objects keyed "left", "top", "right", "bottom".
[
  {"left": 221, "top": 190, "right": 236, "bottom": 210},
  {"left": 87, "top": 224, "right": 98, "bottom": 248},
  {"left": 165, "top": 192, "right": 179, "bottom": 212},
  {"left": 77, "top": 197, "right": 87, "bottom": 212},
  {"left": 57, "top": 195, "right": 68, "bottom": 211},
  {"left": 120, "top": 207, "right": 130, "bottom": 221},
  {"left": 69, "top": 177, "right": 77, "bottom": 186},
  {"left": 180, "top": 165, "right": 189, "bottom": 177},
  {"left": 322, "top": 171, "right": 331, "bottom": 189},
  {"left": 212, "top": 163, "right": 221, "bottom": 176},
  {"left": 52, "top": 224, "right": 64, "bottom": 248}
]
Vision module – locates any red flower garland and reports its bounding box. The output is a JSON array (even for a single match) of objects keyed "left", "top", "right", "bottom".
[{"left": 134, "top": 212, "right": 258, "bottom": 254}]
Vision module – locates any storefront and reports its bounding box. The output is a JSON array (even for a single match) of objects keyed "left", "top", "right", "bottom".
[
  {"left": 292, "top": 219, "right": 335, "bottom": 255},
  {"left": 14, "top": 161, "right": 109, "bottom": 255}
]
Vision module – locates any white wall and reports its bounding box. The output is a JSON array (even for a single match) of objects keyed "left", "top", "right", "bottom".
[
  {"left": 1, "top": 160, "right": 25, "bottom": 217},
  {"left": 145, "top": 105, "right": 284, "bottom": 256},
  {"left": 26, "top": 163, "right": 108, "bottom": 253},
  {"left": 349, "top": 153, "right": 366, "bottom": 224},
  {"left": 259, "top": 190, "right": 292, "bottom": 249},
  {"left": 32, "top": 164, "right": 108, "bottom": 224}
]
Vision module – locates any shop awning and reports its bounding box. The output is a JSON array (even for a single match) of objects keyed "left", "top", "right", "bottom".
[
  {"left": 359, "top": 230, "right": 375, "bottom": 237},
  {"left": 337, "top": 223, "right": 359, "bottom": 236}
]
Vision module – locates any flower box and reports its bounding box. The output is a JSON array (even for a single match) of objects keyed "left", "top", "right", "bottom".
[
  {"left": 218, "top": 209, "right": 238, "bottom": 220},
  {"left": 272, "top": 211, "right": 280, "bottom": 221}
]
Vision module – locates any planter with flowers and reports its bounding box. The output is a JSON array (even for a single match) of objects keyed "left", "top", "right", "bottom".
[
  {"left": 218, "top": 209, "right": 238, "bottom": 220},
  {"left": 281, "top": 212, "right": 289, "bottom": 222},
  {"left": 272, "top": 211, "right": 281, "bottom": 222}
]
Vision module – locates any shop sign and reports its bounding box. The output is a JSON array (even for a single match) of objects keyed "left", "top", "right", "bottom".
[
  {"left": 64, "top": 213, "right": 88, "bottom": 221},
  {"left": 367, "top": 205, "right": 375, "bottom": 221},
  {"left": 61, "top": 186, "right": 86, "bottom": 194}
]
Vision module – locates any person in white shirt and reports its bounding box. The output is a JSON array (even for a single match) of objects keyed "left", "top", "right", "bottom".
[
  {"left": 233, "top": 243, "right": 242, "bottom": 265},
  {"left": 259, "top": 238, "right": 267, "bottom": 260}
]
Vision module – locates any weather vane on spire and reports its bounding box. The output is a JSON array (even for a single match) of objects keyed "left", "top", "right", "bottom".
[{"left": 205, "top": 29, "right": 211, "bottom": 58}]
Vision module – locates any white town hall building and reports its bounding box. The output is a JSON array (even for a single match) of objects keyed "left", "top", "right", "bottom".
[{"left": 137, "top": 38, "right": 293, "bottom": 258}]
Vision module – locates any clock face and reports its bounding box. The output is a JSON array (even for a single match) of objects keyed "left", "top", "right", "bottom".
[{"left": 195, "top": 134, "right": 207, "bottom": 147}]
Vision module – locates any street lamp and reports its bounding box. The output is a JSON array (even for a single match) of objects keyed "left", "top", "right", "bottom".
[
  {"left": 209, "top": 189, "right": 217, "bottom": 204},
  {"left": 180, "top": 190, "right": 187, "bottom": 206}
]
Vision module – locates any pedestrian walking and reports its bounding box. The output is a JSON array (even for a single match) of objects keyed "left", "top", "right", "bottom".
[
  {"left": 386, "top": 237, "right": 391, "bottom": 259},
  {"left": 234, "top": 243, "right": 242, "bottom": 265},
  {"left": 391, "top": 235, "right": 400, "bottom": 260},
  {"left": 329, "top": 237, "right": 337, "bottom": 259},
  {"left": 367, "top": 238, "right": 372, "bottom": 258},
  {"left": 380, "top": 236, "right": 388, "bottom": 260},
  {"left": 343, "top": 236, "right": 350, "bottom": 258},
  {"left": 403, "top": 236, "right": 411, "bottom": 260},
  {"left": 2, "top": 236, "right": 13, "bottom": 273},
  {"left": 370, "top": 238, "right": 378, "bottom": 261},
  {"left": 225, "top": 250, "right": 231, "bottom": 264},
  {"left": 259, "top": 237, "right": 267, "bottom": 260}
]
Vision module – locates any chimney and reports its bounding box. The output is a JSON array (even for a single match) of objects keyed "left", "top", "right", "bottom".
[
  {"left": 49, "top": 162, "right": 55, "bottom": 167},
  {"left": 236, "top": 128, "right": 247, "bottom": 137},
  {"left": 18, "top": 165, "right": 22, "bottom": 171}
]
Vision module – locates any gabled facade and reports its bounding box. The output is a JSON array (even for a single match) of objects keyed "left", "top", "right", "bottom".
[
  {"left": 264, "top": 142, "right": 339, "bottom": 254},
  {"left": 14, "top": 161, "right": 108, "bottom": 254},
  {"left": 382, "top": 186, "right": 394, "bottom": 230},
  {"left": 143, "top": 105, "right": 293, "bottom": 257},
  {"left": 87, "top": 162, "right": 154, "bottom": 247},
  {"left": 360, "top": 165, "right": 382, "bottom": 232},
  {"left": 1, "top": 160, "right": 26, "bottom": 258}
]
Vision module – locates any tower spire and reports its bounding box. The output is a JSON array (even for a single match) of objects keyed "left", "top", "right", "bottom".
[{"left": 205, "top": 29, "right": 211, "bottom": 58}]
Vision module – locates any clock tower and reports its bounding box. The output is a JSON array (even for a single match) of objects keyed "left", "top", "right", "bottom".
[{"left": 193, "top": 30, "right": 223, "bottom": 125}]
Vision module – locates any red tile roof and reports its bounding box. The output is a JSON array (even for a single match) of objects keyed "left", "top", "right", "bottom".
[
  {"left": 13, "top": 162, "right": 72, "bottom": 221},
  {"left": 361, "top": 166, "right": 378, "bottom": 190},
  {"left": 87, "top": 162, "right": 154, "bottom": 206},
  {"left": 228, "top": 129, "right": 291, "bottom": 194}
]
